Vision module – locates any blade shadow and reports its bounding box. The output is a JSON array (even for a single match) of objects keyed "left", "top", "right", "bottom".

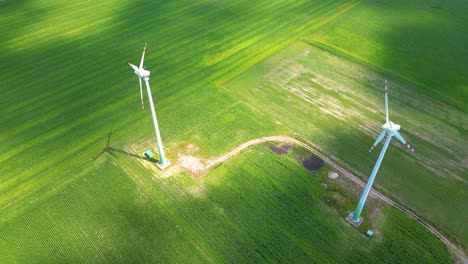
[
  {"left": 106, "top": 147, "right": 148, "bottom": 161},
  {"left": 94, "top": 130, "right": 149, "bottom": 162}
]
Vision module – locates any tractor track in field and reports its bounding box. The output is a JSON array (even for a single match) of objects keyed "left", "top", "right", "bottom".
[{"left": 181, "top": 135, "right": 466, "bottom": 263}]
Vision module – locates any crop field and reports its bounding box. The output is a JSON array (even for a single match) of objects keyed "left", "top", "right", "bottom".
[
  {"left": 307, "top": 0, "right": 467, "bottom": 110},
  {"left": 0, "top": 0, "right": 465, "bottom": 262},
  {"left": 0, "top": 145, "right": 451, "bottom": 262},
  {"left": 224, "top": 42, "right": 467, "bottom": 243},
  {"left": 225, "top": 0, "right": 467, "bottom": 244}
]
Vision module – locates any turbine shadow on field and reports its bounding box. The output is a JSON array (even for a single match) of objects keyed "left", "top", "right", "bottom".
[{"left": 94, "top": 131, "right": 147, "bottom": 162}]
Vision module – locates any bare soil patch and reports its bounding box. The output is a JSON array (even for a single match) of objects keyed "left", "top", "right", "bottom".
[
  {"left": 281, "top": 144, "right": 293, "bottom": 151},
  {"left": 178, "top": 154, "right": 205, "bottom": 173},
  {"left": 269, "top": 146, "right": 287, "bottom": 155},
  {"left": 303, "top": 155, "right": 324, "bottom": 171},
  {"left": 184, "top": 143, "right": 199, "bottom": 154},
  {"left": 269, "top": 144, "right": 293, "bottom": 155}
]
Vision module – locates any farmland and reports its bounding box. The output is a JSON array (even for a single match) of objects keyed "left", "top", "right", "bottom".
[
  {"left": 224, "top": 41, "right": 467, "bottom": 243},
  {"left": 0, "top": 0, "right": 466, "bottom": 262},
  {"left": 0, "top": 145, "right": 452, "bottom": 263},
  {"left": 307, "top": 0, "right": 467, "bottom": 110}
]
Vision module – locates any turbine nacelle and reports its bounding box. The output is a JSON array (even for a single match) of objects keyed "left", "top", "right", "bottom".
[
  {"left": 135, "top": 68, "right": 150, "bottom": 79},
  {"left": 128, "top": 62, "right": 150, "bottom": 79},
  {"left": 382, "top": 121, "right": 400, "bottom": 132}
]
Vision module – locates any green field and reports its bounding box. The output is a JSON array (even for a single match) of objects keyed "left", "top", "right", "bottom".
[
  {"left": 0, "top": 145, "right": 452, "bottom": 263},
  {"left": 224, "top": 41, "right": 467, "bottom": 243},
  {"left": 0, "top": 0, "right": 466, "bottom": 262},
  {"left": 308, "top": 0, "right": 468, "bottom": 110}
]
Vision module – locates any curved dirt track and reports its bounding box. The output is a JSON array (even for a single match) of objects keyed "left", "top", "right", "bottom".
[{"left": 201, "top": 135, "right": 466, "bottom": 263}]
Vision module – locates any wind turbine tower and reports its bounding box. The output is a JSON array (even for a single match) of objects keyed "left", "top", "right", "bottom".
[
  {"left": 128, "top": 44, "right": 170, "bottom": 169},
  {"left": 346, "top": 80, "right": 414, "bottom": 227}
]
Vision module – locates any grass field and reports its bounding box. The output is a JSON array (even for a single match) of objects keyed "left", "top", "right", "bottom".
[
  {"left": 304, "top": 0, "right": 467, "bottom": 243},
  {"left": 224, "top": 41, "right": 468, "bottom": 243},
  {"left": 308, "top": 0, "right": 468, "bottom": 110},
  {"left": 0, "top": 0, "right": 465, "bottom": 262},
  {"left": 0, "top": 145, "right": 452, "bottom": 263}
]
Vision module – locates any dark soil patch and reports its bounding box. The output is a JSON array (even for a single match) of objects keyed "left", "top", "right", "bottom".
[
  {"left": 303, "top": 155, "right": 324, "bottom": 171},
  {"left": 270, "top": 144, "right": 293, "bottom": 155},
  {"left": 281, "top": 144, "right": 293, "bottom": 151},
  {"left": 269, "top": 146, "right": 288, "bottom": 155}
]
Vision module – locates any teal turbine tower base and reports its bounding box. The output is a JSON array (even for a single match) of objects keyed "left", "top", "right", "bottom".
[
  {"left": 346, "top": 135, "right": 393, "bottom": 226},
  {"left": 143, "top": 76, "right": 170, "bottom": 169},
  {"left": 346, "top": 80, "right": 414, "bottom": 228}
]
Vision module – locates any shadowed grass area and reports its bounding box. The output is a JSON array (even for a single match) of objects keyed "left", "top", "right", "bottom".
[{"left": 308, "top": 0, "right": 468, "bottom": 110}]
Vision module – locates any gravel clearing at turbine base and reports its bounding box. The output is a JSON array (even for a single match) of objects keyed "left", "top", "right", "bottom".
[{"left": 178, "top": 154, "right": 205, "bottom": 173}]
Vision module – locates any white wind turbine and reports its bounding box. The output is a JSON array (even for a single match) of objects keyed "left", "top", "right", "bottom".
[
  {"left": 128, "top": 44, "right": 170, "bottom": 169},
  {"left": 347, "top": 80, "right": 414, "bottom": 227}
]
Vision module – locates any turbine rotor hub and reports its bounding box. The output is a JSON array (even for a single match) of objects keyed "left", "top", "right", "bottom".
[
  {"left": 382, "top": 122, "right": 400, "bottom": 131},
  {"left": 135, "top": 69, "right": 150, "bottom": 78}
]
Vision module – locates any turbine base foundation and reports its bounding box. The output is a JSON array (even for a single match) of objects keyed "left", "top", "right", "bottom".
[
  {"left": 346, "top": 212, "right": 364, "bottom": 228},
  {"left": 156, "top": 160, "right": 171, "bottom": 170}
]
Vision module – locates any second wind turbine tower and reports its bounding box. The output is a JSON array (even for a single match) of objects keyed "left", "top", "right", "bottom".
[{"left": 346, "top": 80, "right": 415, "bottom": 227}]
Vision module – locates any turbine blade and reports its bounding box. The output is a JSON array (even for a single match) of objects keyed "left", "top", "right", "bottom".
[
  {"left": 392, "top": 131, "right": 415, "bottom": 152},
  {"left": 139, "top": 43, "right": 147, "bottom": 69},
  {"left": 369, "top": 130, "right": 386, "bottom": 152},
  {"left": 384, "top": 79, "right": 390, "bottom": 125},
  {"left": 139, "top": 77, "right": 144, "bottom": 110},
  {"left": 128, "top": 62, "right": 138, "bottom": 71}
]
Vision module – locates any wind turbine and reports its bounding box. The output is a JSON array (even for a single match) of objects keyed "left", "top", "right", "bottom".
[
  {"left": 346, "top": 80, "right": 414, "bottom": 227},
  {"left": 128, "top": 44, "right": 170, "bottom": 169}
]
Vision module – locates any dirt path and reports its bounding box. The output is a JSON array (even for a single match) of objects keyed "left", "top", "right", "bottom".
[{"left": 188, "top": 135, "right": 466, "bottom": 263}]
